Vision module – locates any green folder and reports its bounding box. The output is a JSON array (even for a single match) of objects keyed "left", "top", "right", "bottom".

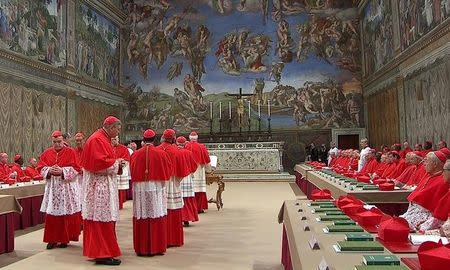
[
  {"left": 345, "top": 233, "right": 374, "bottom": 241},
  {"left": 354, "top": 266, "right": 408, "bottom": 270},
  {"left": 319, "top": 215, "right": 351, "bottom": 221},
  {"left": 337, "top": 241, "right": 384, "bottom": 252},
  {"left": 362, "top": 185, "right": 379, "bottom": 190},
  {"left": 363, "top": 255, "right": 400, "bottom": 265},
  {"left": 323, "top": 210, "right": 345, "bottom": 215},
  {"left": 310, "top": 201, "right": 334, "bottom": 206},
  {"left": 327, "top": 225, "right": 364, "bottom": 232},
  {"left": 312, "top": 207, "right": 339, "bottom": 212},
  {"left": 334, "top": 220, "right": 356, "bottom": 226}
]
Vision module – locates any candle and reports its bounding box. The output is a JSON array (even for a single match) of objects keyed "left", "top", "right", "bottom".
[
  {"left": 268, "top": 99, "right": 271, "bottom": 117},
  {"left": 210, "top": 101, "right": 213, "bottom": 119},
  {"left": 248, "top": 100, "right": 251, "bottom": 118},
  {"left": 258, "top": 100, "right": 261, "bottom": 118},
  {"left": 228, "top": 101, "right": 231, "bottom": 119},
  {"left": 219, "top": 102, "right": 222, "bottom": 119}
]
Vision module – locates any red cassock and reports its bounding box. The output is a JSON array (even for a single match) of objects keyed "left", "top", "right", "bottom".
[
  {"left": 38, "top": 147, "right": 82, "bottom": 245},
  {"left": 81, "top": 129, "right": 121, "bottom": 259},
  {"left": 381, "top": 162, "right": 401, "bottom": 179},
  {"left": 114, "top": 144, "right": 131, "bottom": 210},
  {"left": 11, "top": 164, "right": 31, "bottom": 182},
  {"left": 185, "top": 141, "right": 210, "bottom": 165},
  {"left": 177, "top": 147, "right": 199, "bottom": 223},
  {"left": 73, "top": 146, "right": 83, "bottom": 164},
  {"left": 407, "top": 173, "right": 449, "bottom": 213},
  {"left": 392, "top": 159, "right": 407, "bottom": 178},
  {"left": 131, "top": 144, "right": 172, "bottom": 255},
  {"left": 374, "top": 162, "right": 388, "bottom": 177},
  {"left": 0, "top": 163, "right": 14, "bottom": 184},
  {"left": 395, "top": 164, "right": 417, "bottom": 184},
  {"left": 24, "top": 166, "right": 43, "bottom": 180},
  {"left": 400, "top": 148, "right": 412, "bottom": 159},
  {"left": 349, "top": 158, "right": 358, "bottom": 171}
]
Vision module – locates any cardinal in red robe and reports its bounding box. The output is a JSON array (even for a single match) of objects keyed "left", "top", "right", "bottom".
[
  {"left": 131, "top": 129, "right": 172, "bottom": 256},
  {"left": 401, "top": 151, "right": 450, "bottom": 231},
  {"left": 81, "top": 116, "right": 123, "bottom": 266},
  {"left": 11, "top": 154, "right": 31, "bottom": 182},
  {"left": 39, "top": 131, "right": 81, "bottom": 249},
  {"left": 112, "top": 136, "right": 131, "bottom": 210},
  {"left": 0, "top": 153, "right": 16, "bottom": 184},
  {"left": 186, "top": 131, "right": 211, "bottom": 213},
  {"left": 176, "top": 136, "right": 199, "bottom": 226},
  {"left": 24, "top": 158, "right": 44, "bottom": 180}
]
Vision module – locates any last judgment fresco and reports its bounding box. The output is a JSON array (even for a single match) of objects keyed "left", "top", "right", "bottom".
[{"left": 121, "top": 0, "right": 362, "bottom": 134}]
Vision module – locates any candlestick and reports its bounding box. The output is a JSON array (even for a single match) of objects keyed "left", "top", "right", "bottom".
[
  {"left": 209, "top": 101, "right": 213, "bottom": 119},
  {"left": 267, "top": 99, "right": 271, "bottom": 117},
  {"left": 219, "top": 102, "right": 222, "bottom": 119},
  {"left": 258, "top": 100, "right": 261, "bottom": 118},
  {"left": 248, "top": 100, "right": 251, "bottom": 118},
  {"left": 228, "top": 101, "right": 231, "bottom": 119}
]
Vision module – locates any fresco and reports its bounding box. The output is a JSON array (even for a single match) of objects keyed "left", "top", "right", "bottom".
[
  {"left": 122, "top": 0, "right": 362, "bottom": 134},
  {"left": 362, "top": 0, "right": 394, "bottom": 75},
  {"left": 0, "top": 0, "right": 66, "bottom": 67},
  {"left": 399, "top": 0, "right": 450, "bottom": 51},
  {"left": 75, "top": 3, "right": 119, "bottom": 86}
]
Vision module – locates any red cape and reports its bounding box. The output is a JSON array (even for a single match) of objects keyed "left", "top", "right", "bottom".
[
  {"left": 381, "top": 163, "right": 397, "bottom": 178},
  {"left": 175, "top": 148, "right": 198, "bottom": 178},
  {"left": 11, "top": 164, "right": 30, "bottom": 181},
  {"left": 433, "top": 189, "right": 450, "bottom": 220},
  {"left": 157, "top": 142, "right": 178, "bottom": 176},
  {"left": 38, "top": 146, "right": 81, "bottom": 172},
  {"left": 113, "top": 144, "right": 131, "bottom": 161},
  {"left": 81, "top": 129, "right": 116, "bottom": 172},
  {"left": 400, "top": 147, "right": 412, "bottom": 159},
  {"left": 407, "top": 173, "right": 449, "bottom": 212},
  {"left": 0, "top": 163, "right": 12, "bottom": 181},
  {"left": 130, "top": 144, "right": 172, "bottom": 182},
  {"left": 186, "top": 141, "right": 210, "bottom": 165},
  {"left": 395, "top": 164, "right": 416, "bottom": 184},
  {"left": 392, "top": 159, "right": 407, "bottom": 178}
]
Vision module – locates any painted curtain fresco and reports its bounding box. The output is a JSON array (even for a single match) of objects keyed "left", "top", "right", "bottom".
[
  {"left": 399, "top": 0, "right": 450, "bottom": 51},
  {"left": 362, "top": 0, "right": 394, "bottom": 76},
  {"left": 0, "top": 0, "right": 66, "bottom": 67},
  {"left": 122, "top": 0, "right": 362, "bottom": 133},
  {"left": 75, "top": 3, "right": 119, "bottom": 86}
]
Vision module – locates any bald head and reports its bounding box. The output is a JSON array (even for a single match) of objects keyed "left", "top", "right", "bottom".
[
  {"left": 0, "top": 153, "right": 7, "bottom": 164},
  {"left": 29, "top": 158, "right": 37, "bottom": 167}
]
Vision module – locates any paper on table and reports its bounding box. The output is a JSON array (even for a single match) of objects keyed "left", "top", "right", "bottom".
[
  {"left": 209, "top": 155, "right": 218, "bottom": 168},
  {"left": 363, "top": 205, "right": 377, "bottom": 210},
  {"left": 409, "top": 234, "right": 449, "bottom": 245}
]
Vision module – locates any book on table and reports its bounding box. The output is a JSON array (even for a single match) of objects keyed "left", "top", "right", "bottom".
[
  {"left": 327, "top": 225, "right": 364, "bottom": 232},
  {"left": 309, "top": 201, "right": 334, "bottom": 206},
  {"left": 319, "top": 215, "right": 351, "bottom": 221},
  {"left": 336, "top": 241, "right": 384, "bottom": 252},
  {"left": 312, "top": 207, "right": 339, "bottom": 212},
  {"left": 362, "top": 185, "right": 379, "bottom": 190},
  {"left": 323, "top": 210, "right": 345, "bottom": 215},
  {"left": 363, "top": 255, "right": 400, "bottom": 265},
  {"left": 334, "top": 220, "right": 356, "bottom": 225},
  {"left": 345, "top": 233, "right": 374, "bottom": 241},
  {"left": 354, "top": 266, "right": 408, "bottom": 270}
]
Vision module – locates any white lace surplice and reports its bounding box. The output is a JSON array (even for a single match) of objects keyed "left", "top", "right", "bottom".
[
  {"left": 40, "top": 167, "right": 81, "bottom": 216},
  {"left": 192, "top": 165, "right": 206, "bottom": 192},
  {"left": 167, "top": 177, "right": 184, "bottom": 210},
  {"left": 181, "top": 174, "right": 195, "bottom": 198},
  {"left": 400, "top": 203, "right": 433, "bottom": 230},
  {"left": 117, "top": 161, "right": 131, "bottom": 190},
  {"left": 82, "top": 163, "right": 120, "bottom": 222},
  {"left": 133, "top": 181, "right": 167, "bottom": 220}
]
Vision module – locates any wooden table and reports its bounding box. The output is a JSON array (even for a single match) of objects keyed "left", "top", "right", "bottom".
[
  {"left": 206, "top": 171, "right": 225, "bottom": 211},
  {"left": 0, "top": 182, "right": 45, "bottom": 230},
  {"left": 279, "top": 200, "right": 417, "bottom": 270},
  {"left": 0, "top": 195, "right": 22, "bottom": 254},
  {"left": 293, "top": 164, "right": 316, "bottom": 195}
]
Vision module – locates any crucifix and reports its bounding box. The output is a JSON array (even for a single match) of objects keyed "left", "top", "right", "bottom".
[{"left": 227, "top": 88, "right": 254, "bottom": 134}]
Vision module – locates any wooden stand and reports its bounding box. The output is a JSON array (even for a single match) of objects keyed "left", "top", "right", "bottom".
[{"left": 206, "top": 171, "right": 225, "bottom": 211}]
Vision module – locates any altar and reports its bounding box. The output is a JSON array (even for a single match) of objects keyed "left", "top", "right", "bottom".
[{"left": 205, "top": 141, "right": 284, "bottom": 174}]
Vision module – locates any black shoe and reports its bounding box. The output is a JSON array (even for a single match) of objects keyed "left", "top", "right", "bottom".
[
  {"left": 46, "top": 243, "right": 57, "bottom": 250},
  {"left": 58, "top": 243, "right": 68, "bottom": 248},
  {"left": 183, "top": 221, "right": 190, "bottom": 227},
  {"left": 199, "top": 210, "right": 205, "bottom": 214},
  {"left": 95, "top": 258, "right": 121, "bottom": 266}
]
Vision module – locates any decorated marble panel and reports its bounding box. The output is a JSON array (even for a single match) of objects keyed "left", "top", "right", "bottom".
[
  {"left": 399, "top": 0, "right": 450, "bottom": 51},
  {"left": 362, "top": 0, "right": 395, "bottom": 75},
  {"left": 206, "top": 142, "right": 283, "bottom": 172},
  {"left": 0, "top": 0, "right": 66, "bottom": 67},
  {"left": 122, "top": 0, "right": 362, "bottom": 135},
  {"left": 75, "top": 2, "right": 119, "bottom": 86}
]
